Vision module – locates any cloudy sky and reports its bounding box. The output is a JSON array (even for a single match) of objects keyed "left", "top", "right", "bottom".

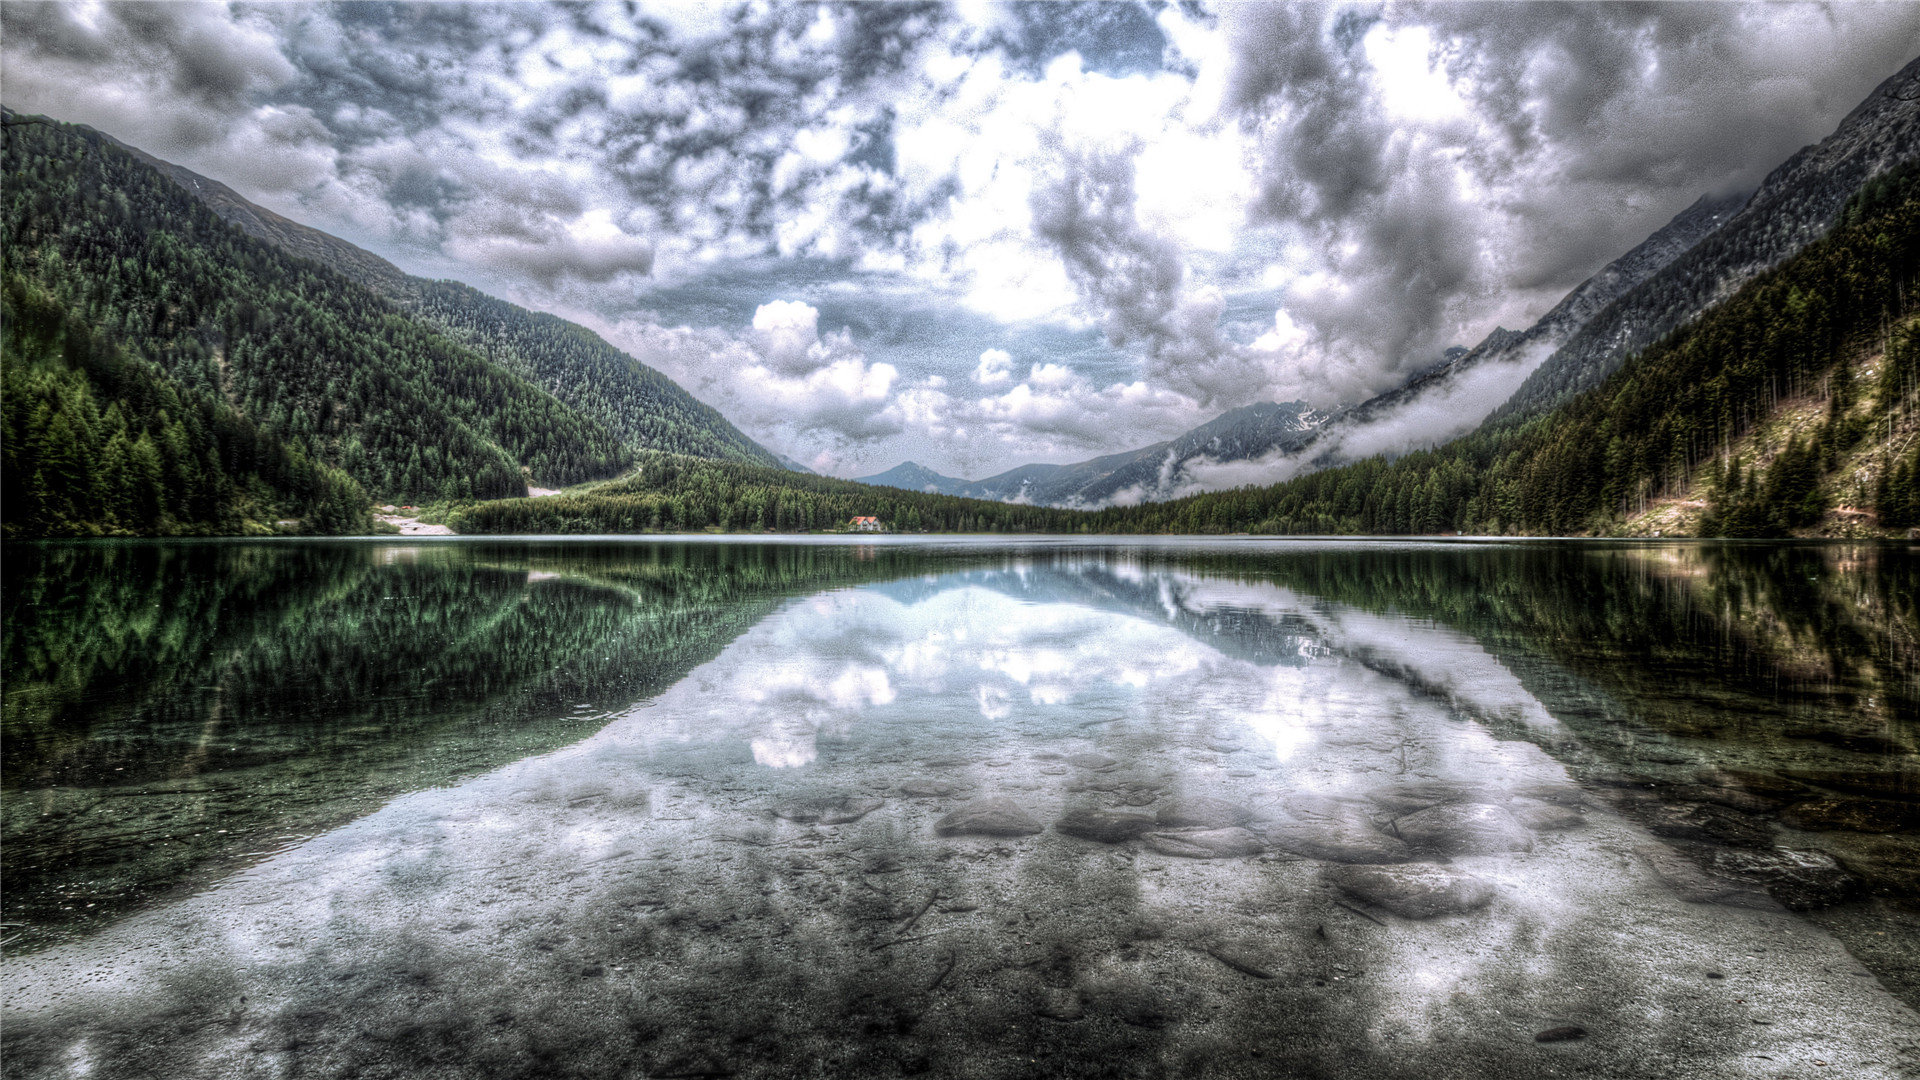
[{"left": 5, "top": 2, "right": 1917, "bottom": 478}]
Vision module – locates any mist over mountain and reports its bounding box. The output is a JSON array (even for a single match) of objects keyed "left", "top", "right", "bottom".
[{"left": 859, "top": 401, "right": 1322, "bottom": 507}]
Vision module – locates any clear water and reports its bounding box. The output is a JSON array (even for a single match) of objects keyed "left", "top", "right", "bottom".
[{"left": 3, "top": 538, "right": 1916, "bottom": 1079}]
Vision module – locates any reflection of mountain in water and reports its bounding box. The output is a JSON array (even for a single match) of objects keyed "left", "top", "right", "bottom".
[{"left": 0, "top": 541, "right": 987, "bottom": 950}]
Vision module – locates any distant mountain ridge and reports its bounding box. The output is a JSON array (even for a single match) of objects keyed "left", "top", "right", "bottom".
[
  {"left": 857, "top": 400, "right": 1322, "bottom": 507},
  {"left": 105, "top": 134, "right": 783, "bottom": 471}
]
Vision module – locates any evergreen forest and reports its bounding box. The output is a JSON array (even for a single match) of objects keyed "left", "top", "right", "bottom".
[{"left": 2, "top": 114, "right": 631, "bottom": 516}]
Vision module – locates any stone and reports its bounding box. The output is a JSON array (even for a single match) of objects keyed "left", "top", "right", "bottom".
[
  {"left": 1703, "top": 767, "right": 1809, "bottom": 800},
  {"left": 1064, "top": 752, "right": 1120, "bottom": 771},
  {"left": 1781, "top": 797, "right": 1920, "bottom": 834},
  {"left": 1155, "top": 795, "right": 1255, "bottom": 829},
  {"left": 899, "top": 779, "right": 968, "bottom": 798},
  {"left": 1394, "top": 803, "right": 1534, "bottom": 855},
  {"left": 1709, "top": 847, "right": 1860, "bottom": 911},
  {"left": 1516, "top": 783, "right": 1588, "bottom": 807},
  {"left": 1142, "top": 827, "right": 1266, "bottom": 858},
  {"left": 1054, "top": 808, "right": 1157, "bottom": 844},
  {"left": 1634, "top": 801, "right": 1774, "bottom": 848},
  {"left": 1204, "top": 944, "right": 1274, "bottom": 979},
  {"left": 1635, "top": 844, "right": 1779, "bottom": 910},
  {"left": 1325, "top": 863, "right": 1496, "bottom": 918},
  {"left": 936, "top": 797, "right": 1042, "bottom": 837},
  {"left": 1035, "top": 989, "right": 1084, "bottom": 1021},
  {"left": 1655, "top": 783, "right": 1780, "bottom": 814},
  {"left": 1284, "top": 792, "right": 1370, "bottom": 820},
  {"left": 1366, "top": 781, "right": 1485, "bottom": 816},
  {"left": 771, "top": 794, "right": 885, "bottom": 825},
  {"left": 1266, "top": 810, "right": 1412, "bottom": 864},
  {"left": 1509, "top": 799, "right": 1587, "bottom": 831}
]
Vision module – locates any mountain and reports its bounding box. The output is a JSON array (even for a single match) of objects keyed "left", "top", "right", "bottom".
[
  {"left": 855, "top": 461, "right": 971, "bottom": 495},
  {"left": 855, "top": 400, "right": 1323, "bottom": 508},
  {"left": 4, "top": 112, "right": 622, "bottom": 503},
  {"left": 1, "top": 275, "right": 369, "bottom": 538},
  {"left": 1293, "top": 188, "right": 1750, "bottom": 470},
  {"left": 108, "top": 133, "right": 781, "bottom": 472},
  {"left": 773, "top": 452, "right": 817, "bottom": 475},
  {"left": 1075, "top": 158, "right": 1920, "bottom": 538},
  {"left": 1491, "top": 53, "right": 1920, "bottom": 422}
]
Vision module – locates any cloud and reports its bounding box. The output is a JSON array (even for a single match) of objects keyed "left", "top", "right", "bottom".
[
  {"left": 7, "top": 0, "right": 1917, "bottom": 483},
  {"left": 1215, "top": 3, "right": 1920, "bottom": 385},
  {"left": 604, "top": 301, "right": 905, "bottom": 469},
  {"left": 972, "top": 348, "right": 1013, "bottom": 385}
]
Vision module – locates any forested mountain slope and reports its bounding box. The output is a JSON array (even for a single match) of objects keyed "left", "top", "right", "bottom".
[
  {"left": 3, "top": 113, "right": 628, "bottom": 503},
  {"left": 451, "top": 452, "right": 1091, "bottom": 536},
  {"left": 1294, "top": 190, "right": 1748, "bottom": 472},
  {"left": 1079, "top": 165, "right": 1920, "bottom": 538},
  {"left": 1, "top": 274, "right": 369, "bottom": 538},
  {"left": 114, "top": 134, "right": 781, "bottom": 470},
  {"left": 1492, "top": 55, "right": 1920, "bottom": 423}
]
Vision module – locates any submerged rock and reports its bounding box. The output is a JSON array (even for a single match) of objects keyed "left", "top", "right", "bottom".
[
  {"left": 1267, "top": 810, "right": 1412, "bottom": 864},
  {"left": 1395, "top": 803, "right": 1534, "bottom": 855},
  {"left": 1367, "top": 781, "right": 1485, "bottom": 816},
  {"left": 1516, "top": 783, "right": 1588, "bottom": 807},
  {"left": 1325, "top": 863, "right": 1495, "bottom": 918},
  {"left": 1535, "top": 1025, "right": 1588, "bottom": 1043},
  {"left": 1054, "top": 808, "right": 1157, "bottom": 844},
  {"left": 1509, "top": 799, "right": 1587, "bottom": 831},
  {"left": 1204, "top": 943, "right": 1275, "bottom": 979},
  {"left": 1710, "top": 847, "right": 1860, "bottom": 911},
  {"left": 1781, "top": 797, "right": 1920, "bottom": 834},
  {"left": 1155, "top": 795, "right": 1254, "bottom": 829},
  {"left": 771, "top": 794, "right": 885, "bottom": 825},
  {"left": 1142, "top": 827, "right": 1266, "bottom": 858},
  {"left": 1635, "top": 800, "right": 1775, "bottom": 848},
  {"left": 936, "top": 797, "right": 1042, "bottom": 837},
  {"left": 899, "top": 778, "right": 969, "bottom": 798},
  {"left": 1636, "top": 844, "right": 1779, "bottom": 910}
]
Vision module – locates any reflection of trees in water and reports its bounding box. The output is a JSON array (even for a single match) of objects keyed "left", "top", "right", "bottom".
[
  {"left": 0, "top": 541, "right": 976, "bottom": 951},
  {"left": 1135, "top": 543, "right": 1916, "bottom": 733}
]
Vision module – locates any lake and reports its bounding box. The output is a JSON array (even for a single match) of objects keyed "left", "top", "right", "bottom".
[{"left": 3, "top": 537, "right": 1916, "bottom": 1079}]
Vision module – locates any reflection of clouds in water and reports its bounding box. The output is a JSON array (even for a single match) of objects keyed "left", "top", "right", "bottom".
[
  {"left": 744, "top": 663, "right": 895, "bottom": 768},
  {"left": 976, "top": 684, "right": 1011, "bottom": 720},
  {"left": 656, "top": 584, "right": 1222, "bottom": 764},
  {"left": 12, "top": 559, "right": 1914, "bottom": 1078},
  {"left": 640, "top": 569, "right": 1554, "bottom": 779},
  {"left": 1165, "top": 576, "right": 1560, "bottom": 731},
  {"left": 1244, "top": 667, "right": 1323, "bottom": 762}
]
